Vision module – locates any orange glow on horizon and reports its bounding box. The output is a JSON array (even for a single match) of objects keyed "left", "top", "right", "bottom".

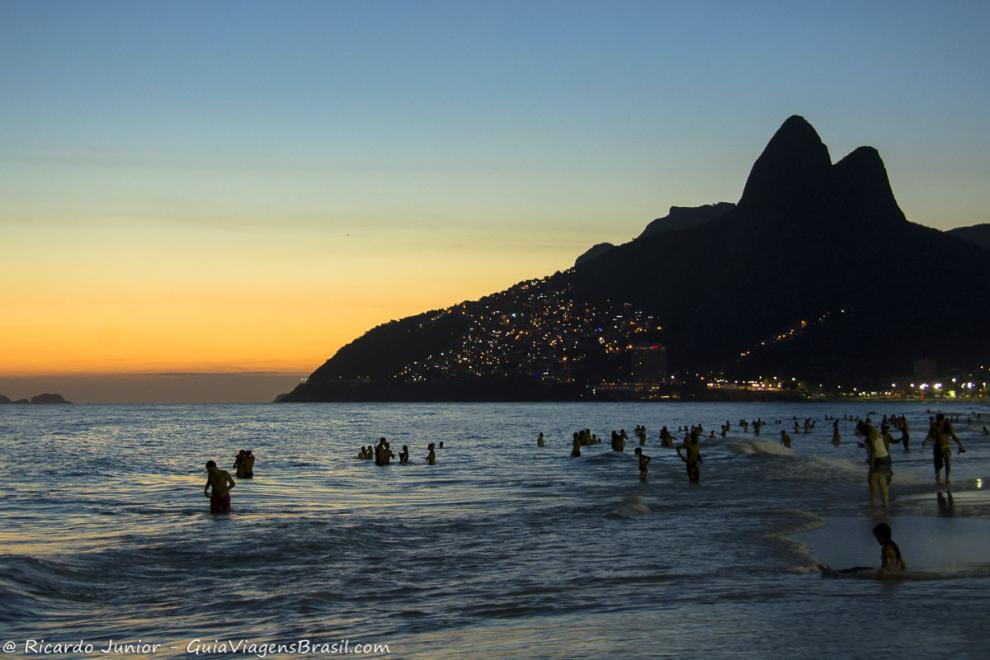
[{"left": 1, "top": 219, "right": 587, "bottom": 376}]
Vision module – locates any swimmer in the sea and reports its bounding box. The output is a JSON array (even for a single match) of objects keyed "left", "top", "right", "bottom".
[
  {"left": 634, "top": 447, "right": 651, "bottom": 481},
  {"left": 375, "top": 437, "right": 389, "bottom": 466},
  {"left": 399, "top": 445, "right": 409, "bottom": 464},
  {"left": 873, "top": 523, "right": 906, "bottom": 576},
  {"left": 818, "top": 523, "right": 906, "bottom": 579},
  {"left": 537, "top": 432, "right": 545, "bottom": 447},
  {"left": 233, "top": 450, "right": 247, "bottom": 476},
  {"left": 571, "top": 434, "right": 582, "bottom": 457},
  {"left": 204, "top": 460, "right": 235, "bottom": 514},
  {"left": 832, "top": 419, "right": 841, "bottom": 447},
  {"left": 233, "top": 449, "right": 255, "bottom": 478},
  {"left": 426, "top": 443, "right": 436, "bottom": 465},
  {"left": 676, "top": 430, "right": 702, "bottom": 483},
  {"left": 780, "top": 430, "right": 792, "bottom": 448},
  {"left": 660, "top": 426, "right": 674, "bottom": 447}
]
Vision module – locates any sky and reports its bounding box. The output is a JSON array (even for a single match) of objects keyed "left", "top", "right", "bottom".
[{"left": 1, "top": 1, "right": 988, "bottom": 402}]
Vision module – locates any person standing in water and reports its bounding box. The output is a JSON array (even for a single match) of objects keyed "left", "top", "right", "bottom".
[
  {"left": 399, "top": 445, "right": 409, "bottom": 464},
  {"left": 571, "top": 434, "right": 582, "bottom": 457},
  {"left": 204, "top": 460, "right": 236, "bottom": 514},
  {"left": 233, "top": 450, "right": 248, "bottom": 477},
  {"left": 613, "top": 430, "right": 625, "bottom": 453},
  {"left": 832, "top": 419, "right": 841, "bottom": 447},
  {"left": 233, "top": 449, "right": 255, "bottom": 479},
  {"left": 923, "top": 413, "right": 965, "bottom": 484},
  {"left": 537, "top": 432, "right": 545, "bottom": 447},
  {"left": 896, "top": 416, "right": 910, "bottom": 451},
  {"left": 859, "top": 421, "right": 891, "bottom": 510},
  {"left": 873, "top": 523, "right": 906, "bottom": 576},
  {"left": 634, "top": 447, "right": 651, "bottom": 481},
  {"left": 374, "top": 438, "right": 389, "bottom": 466},
  {"left": 780, "top": 430, "right": 792, "bottom": 449},
  {"left": 676, "top": 430, "right": 702, "bottom": 483},
  {"left": 426, "top": 443, "right": 437, "bottom": 465}
]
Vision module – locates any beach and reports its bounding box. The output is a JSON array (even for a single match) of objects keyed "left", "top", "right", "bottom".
[{"left": 1, "top": 401, "right": 988, "bottom": 658}]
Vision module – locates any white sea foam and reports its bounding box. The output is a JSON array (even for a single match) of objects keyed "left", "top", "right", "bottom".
[
  {"left": 726, "top": 439, "right": 793, "bottom": 456},
  {"left": 610, "top": 494, "right": 650, "bottom": 517}
]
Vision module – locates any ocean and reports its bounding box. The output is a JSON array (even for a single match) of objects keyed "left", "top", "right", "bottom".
[{"left": 2, "top": 402, "right": 989, "bottom": 659}]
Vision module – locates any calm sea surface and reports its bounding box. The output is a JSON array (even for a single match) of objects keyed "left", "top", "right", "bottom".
[{"left": 2, "top": 402, "right": 990, "bottom": 659}]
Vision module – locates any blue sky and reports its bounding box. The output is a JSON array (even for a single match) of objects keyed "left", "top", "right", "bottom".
[
  {"left": 1, "top": 0, "right": 988, "bottom": 391},
  {"left": 3, "top": 0, "right": 988, "bottom": 232}
]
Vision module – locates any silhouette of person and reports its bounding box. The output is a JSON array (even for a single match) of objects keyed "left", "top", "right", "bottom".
[
  {"left": 859, "top": 421, "right": 891, "bottom": 510},
  {"left": 204, "top": 460, "right": 235, "bottom": 513},
  {"left": 874, "top": 523, "right": 906, "bottom": 576},
  {"left": 375, "top": 437, "right": 393, "bottom": 466},
  {"left": 923, "top": 413, "right": 965, "bottom": 483},
  {"left": 677, "top": 431, "right": 702, "bottom": 483},
  {"left": 634, "top": 447, "right": 651, "bottom": 481},
  {"left": 233, "top": 449, "right": 255, "bottom": 478}
]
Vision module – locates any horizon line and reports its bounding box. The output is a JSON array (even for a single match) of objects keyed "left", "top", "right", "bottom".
[{"left": 0, "top": 370, "right": 309, "bottom": 378}]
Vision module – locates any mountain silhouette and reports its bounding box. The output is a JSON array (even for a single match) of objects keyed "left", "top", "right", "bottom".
[
  {"left": 574, "top": 242, "right": 616, "bottom": 267},
  {"left": 279, "top": 116, "right": 990, "bottom": 401},
  {"left": 948, "top": 223, "right": 990, "bottom": 251},
  {"left": 638, "top": 203, "right": 735, "bottom": 240}
]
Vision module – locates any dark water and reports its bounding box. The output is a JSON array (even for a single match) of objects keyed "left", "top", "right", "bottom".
[{"left": 1, "top": 402, "right": 989, "bottom": 658}]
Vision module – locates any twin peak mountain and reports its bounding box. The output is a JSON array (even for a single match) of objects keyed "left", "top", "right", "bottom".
[{"left": 280, "top": 116, "right": 990, "bottom": 401}]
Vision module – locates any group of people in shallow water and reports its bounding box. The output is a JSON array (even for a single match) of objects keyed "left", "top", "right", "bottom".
[
  {"left": 357, "top": 437, "right": 441, "bottom": 465},
  {"left": 201, "top": 409, "right": 977, "bottom": 575},
  {"left": 544, "top": 411, "right": 982, "bottom": 578},
  {"left": 202, "top": 437, "right": 451, "bottom": 514},
  {"left": 544, "top": 411, "right": 977, "bottom": 514},
  {"left": 851, "top": 412, "right": 966, "bottom": 510},
  {"left": 561, "top": 423, "right": 707, "bottom": 483},
  {"left": 195, "top": 410, "right": 983, "bottom": 580}
]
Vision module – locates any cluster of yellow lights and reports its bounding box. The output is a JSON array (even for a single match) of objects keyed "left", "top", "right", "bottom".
[{"left": 393, "top": 280, "right": 662, "bottom": 383}]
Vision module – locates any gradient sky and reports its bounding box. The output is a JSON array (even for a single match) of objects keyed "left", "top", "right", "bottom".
[{"left": 1, "top": 1, "right": 988, "bottom": 400}]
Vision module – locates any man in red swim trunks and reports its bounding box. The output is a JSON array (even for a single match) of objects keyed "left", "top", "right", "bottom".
[{"left": 204, "top": 460, "right": 236, "bottom": 513}]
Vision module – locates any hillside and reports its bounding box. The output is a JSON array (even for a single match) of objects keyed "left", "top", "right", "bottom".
[
  {"left": 947, "top": 223, "right": 990, "bottom": 251},
  {"left": 279, "top": 116, "right": 990, "bottom": 401}
]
